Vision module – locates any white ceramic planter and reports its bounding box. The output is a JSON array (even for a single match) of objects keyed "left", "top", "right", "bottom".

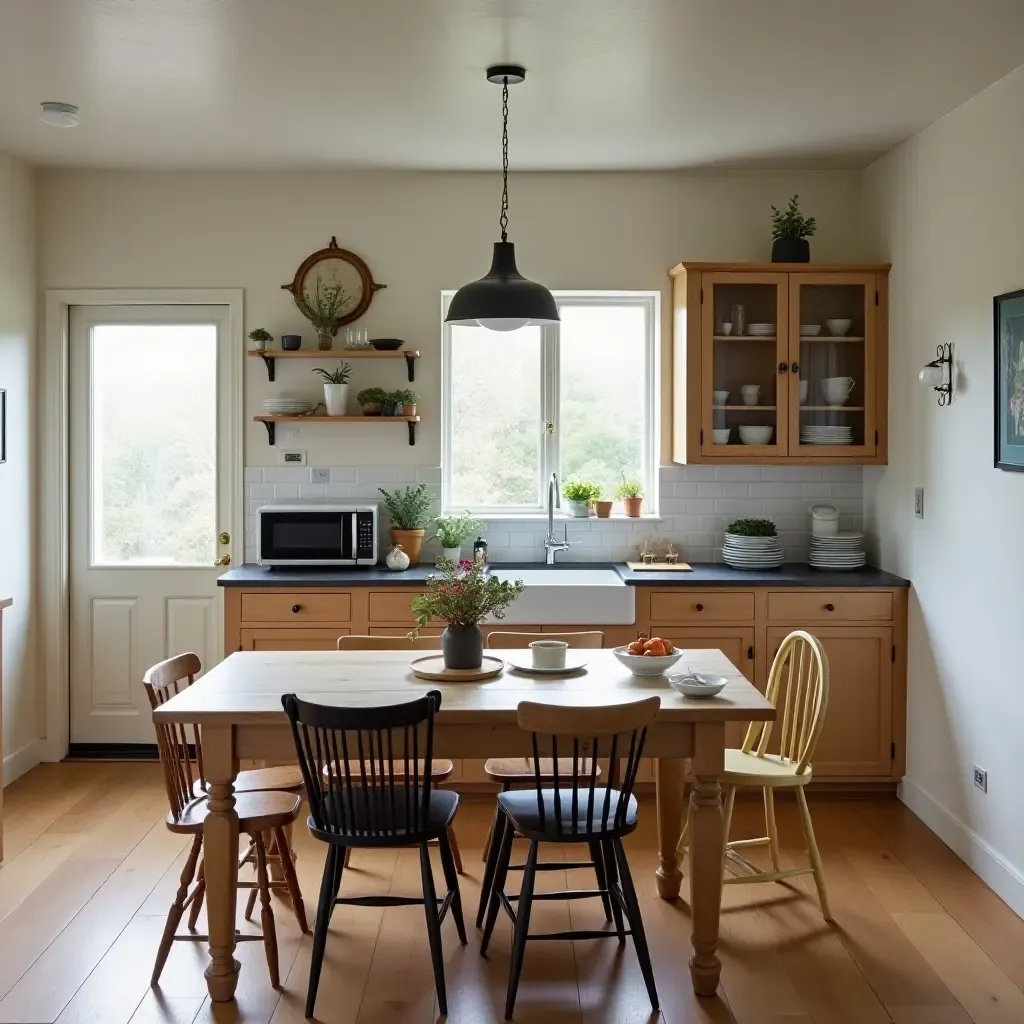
[
  {"left": 440, "top": 546, "right": 461, "bottom": 563},
  {"left": 565, "top": 500, "right": 591, "bottom": 518},
  {"left": 323, "top": 382, "right": 349, "bottom": 416}
]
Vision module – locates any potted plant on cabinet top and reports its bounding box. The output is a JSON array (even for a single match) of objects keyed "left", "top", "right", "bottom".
[
  {"left": 394, "top": 388, "right": 418, "bottom": 416},
  {"left": 248, "top": 327, "right": 272, "bottom": 352},
  {"left": 312, "top": 362, "right": 353, "bottom": 416},
  {"left": 293, "top": 277, "right": 355, "bottom": 350},
  {"left": 770, "top": 194, "right": 816, "bottom": 263},
  {"left": 356, "top": 387, "right": 387, "bottom": 416},
  {"left": 379, "top": 483, "right": 433, "bottom": 565},
  {"left": 562, "top": 479, "right": 599, "bottom": 518},
  {"left": 616, "top": 475, "right": 644, "bottom": 517},
  {"left": 411, "top": 558, "right": 524, "bottom": 670},
  {"left": 432, "top": 512, "right": 484, "bottom": 564}
]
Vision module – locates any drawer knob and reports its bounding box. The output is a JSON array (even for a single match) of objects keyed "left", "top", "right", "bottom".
[
  {"left": 825, "top": 603, "right": 835, "bottom": 612},
  {"left": 291, "top": 604, "right": 302, "bottom": 614},
  {"left": 695, "top": 603, "right": 704, "bottom": 612}
]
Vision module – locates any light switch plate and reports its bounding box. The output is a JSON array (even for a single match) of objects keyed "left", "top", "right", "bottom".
[
  {"left": 311, "top": 467, "right": 330, "bottom": 483},
  {"left": 279, "top": 450, "right": 306, "bottom": 466},
  {"left": 914, "top": 487, "right": 924, "bottom": 519}
]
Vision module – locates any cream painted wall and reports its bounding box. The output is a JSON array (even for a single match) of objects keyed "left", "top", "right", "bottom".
[
  {"left": 864, "top": 64, "right": 1024, "bottom": 911},
  {"left": 37, "top": 168, "right": 867, "bottom": 466},
  {"left": 0, "top": 154, "right": 38, "bottom": 784}
]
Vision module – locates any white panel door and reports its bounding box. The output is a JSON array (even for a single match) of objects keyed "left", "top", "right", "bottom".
[{"left": 69, "top": 305, "right": 237, "bottom": 748}]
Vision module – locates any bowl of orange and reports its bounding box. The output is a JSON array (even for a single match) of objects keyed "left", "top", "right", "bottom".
[{"left": 612, "top": 637, "right": 684, "bottom": 676}]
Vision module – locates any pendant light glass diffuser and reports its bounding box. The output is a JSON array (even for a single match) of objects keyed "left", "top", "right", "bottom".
[{"left": 445, "top": 65, "right": 559, "bottom": 332}]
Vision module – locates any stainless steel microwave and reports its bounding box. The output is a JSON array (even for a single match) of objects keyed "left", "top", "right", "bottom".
[{"left": 257, "top": 503, "right": 379, "bottom": 566}]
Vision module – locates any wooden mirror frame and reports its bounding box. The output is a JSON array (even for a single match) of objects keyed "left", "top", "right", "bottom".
[{"left": 281, "top": 236, "right": 386, "bottom": 329}]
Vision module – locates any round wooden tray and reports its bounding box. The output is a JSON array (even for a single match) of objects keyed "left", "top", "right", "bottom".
[{"left": 409, "top": 655, "right": 505, "bottom": 682}]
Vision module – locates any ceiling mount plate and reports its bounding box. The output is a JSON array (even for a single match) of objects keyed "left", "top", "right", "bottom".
[{"left": 486, "top": 64, "right": 526, "bottom": 85}]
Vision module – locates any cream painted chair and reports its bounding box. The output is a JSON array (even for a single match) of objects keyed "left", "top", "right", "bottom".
[{"left": 677, "top": 629, "right": 832, "bottom": 921}]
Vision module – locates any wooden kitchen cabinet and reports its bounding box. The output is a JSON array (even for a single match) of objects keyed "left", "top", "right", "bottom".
[
  {"left": 239, "top": 627, "right": 350, "bottom": 651},
  {"left": 671, "top": 262, "right": 890, "bottom": 464}
]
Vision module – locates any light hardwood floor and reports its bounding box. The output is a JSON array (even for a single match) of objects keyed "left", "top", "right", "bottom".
[{"left": 0, "top": 763, "right": 1021, "bottom": 1023}]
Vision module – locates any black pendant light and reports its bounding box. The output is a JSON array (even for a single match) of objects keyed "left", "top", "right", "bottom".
[{"left": 446, "top": 65, "right": 559, "bottom": 332}]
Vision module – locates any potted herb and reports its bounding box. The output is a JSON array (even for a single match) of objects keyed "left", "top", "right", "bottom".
[
  {"left": 594, "top": 497, "right": 614, "bottom": 518},
  {"left": 616, "top": 475, "right": 644, "bottom": 518},
  {"left": 411, "top": 558, "right": 524, "bottom": 670},
  {"left": 432, "top": 512, "right": 484, "bottom": 563},
  {"left": 293, "top": 277, "right": 356, "bottom": 350},
  {"left": 312, "top": 362, "right": 353, "bottom": 416},
  {"left": 248, "top": 327, "right": 272, "bottom": 353},
  {"left": 770, "top": 194, "right": 816, "bottom": 263},
  {"left": 379, "top": 484, "right": 433, "bottom": 565},
  {"left": 356, "top": 387, "right": 387, "bottom": 416},
  {"left": 562, "top": 479, "right": 599, "bottom": 518},
  {"left": 725, "top": 518, "right": 777, "bottom": 540},
  {"left": 393, "top": 388, "right": 418, "bottom": 416},
  {"left": 380, "top": 391, "right": 403, "bottom": 416}
]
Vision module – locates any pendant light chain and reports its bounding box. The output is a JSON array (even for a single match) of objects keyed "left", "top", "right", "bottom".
[{"left": 499, "top": 76, "right": 509, "bottom": 242}]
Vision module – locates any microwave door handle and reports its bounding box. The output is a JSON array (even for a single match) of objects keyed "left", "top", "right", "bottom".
[{"left": 350, "top": 513, "right": 358, "bottom": 562}]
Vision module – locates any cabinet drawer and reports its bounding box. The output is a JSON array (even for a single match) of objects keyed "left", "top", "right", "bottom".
[
  {"left": 240, "top": 627, "right": 349, "bottom": 651},
  {"left": 367, "top": 591, "right": 425, "bottom": 624},
  {"left": 649, "top": 591, "right": 755, "bottom": 623},
  {"left": 240, "top": 591, "right": 352, "bottom": 623},
  {"left": 767, "top": 591, "right": 893, "bottom": 623}
]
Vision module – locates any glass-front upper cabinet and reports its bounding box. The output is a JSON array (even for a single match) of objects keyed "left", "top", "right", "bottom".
[
  {"left": 699, "top": 273, "right": 789, "bottom": 458},
  {"left": 788, "top": 273, "right": 878, "bottom": 458}
]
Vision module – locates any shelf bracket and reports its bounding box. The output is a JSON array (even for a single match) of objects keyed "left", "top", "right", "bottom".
[
  {"left": 259, "top": 354, "right": 276, "bottom": 382},
  {"left": 262, "top": 420, "right": 276, "bottom": 445},
  {"left": 407, "top": 420, "right": 417, "bottom": 446},
  {"left": 404, "top": 352, "right": 416, "bottom": 382}
]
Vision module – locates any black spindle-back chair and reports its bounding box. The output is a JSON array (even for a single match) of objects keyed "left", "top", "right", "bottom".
[
  {"left": 282, "top": 690, "right": 466, "bottom": 1019},
  {"left": 480, "top": 696, "right": 661, "bottom": 1020}
]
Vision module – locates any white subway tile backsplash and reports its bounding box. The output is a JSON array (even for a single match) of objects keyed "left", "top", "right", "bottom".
[
  {"left": 263, "top": 467, "right": 311, "bottom": 483},
  {"left": 720, "top": 483, "right": 749, "bottom": 498},
  {"left": 696, "top": 482, "right": 724, "bottom": 498},
  {"left": 329, "top": 468, "right": 357, "bottom": 483},
  {"left": 712, "top": 466, "right": 762, "bottom": 482},
  {"left": 761, "top": 466, "right": 822, "bottom": 481},
  {"left": 244, "top": 468, "right": 263, "bottom": 483},
  {"left": 273, "top": 483, "right": 300, "bottom": 499}
]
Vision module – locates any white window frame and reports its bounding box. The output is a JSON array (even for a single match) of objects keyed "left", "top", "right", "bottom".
[{"left": 441, "top": 290, "right": 660, "bottom": 517}]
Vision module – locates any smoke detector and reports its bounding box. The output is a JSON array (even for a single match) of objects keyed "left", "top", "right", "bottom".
[{"left": 40, "top": 102, "right": 80, "bottom": 128}]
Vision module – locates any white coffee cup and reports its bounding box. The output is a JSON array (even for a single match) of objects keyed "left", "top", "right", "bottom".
[
  {"left": 821, "top": 376, "right": 855, "bottom": 404},
  {"left": 741, "top": 384, "right": 761, "bottom": 406},
  {"left": 720, "top": 322, "right": 733, "bottom": 336},
  {"left": 529, "top": 640, "right": 568, "bottom": 669}
]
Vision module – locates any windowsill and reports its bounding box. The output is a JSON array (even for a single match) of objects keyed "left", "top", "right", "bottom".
[{"left": 441, "top": 513, "right": 664, "bottom": 523}]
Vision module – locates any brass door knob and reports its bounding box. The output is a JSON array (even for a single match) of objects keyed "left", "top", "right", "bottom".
[
  {"left": 214, "top": 554, "right": 231, "bottom": 566},
  {"left": 218, "top": 531, "right": 231, "bottom": 545}
]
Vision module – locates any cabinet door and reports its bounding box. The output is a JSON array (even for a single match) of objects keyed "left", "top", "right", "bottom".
[
  {"left": 239, "top": 627, "right": 349, "bottom": 651},
  {"left": 766, "top": 626, "right": 893, "bottom": 777},
  {"left": 788, "top": 273, "right": 878, "bottom": 458},
  {"left": 701, "top": 273, "right": 790, "bottom": 457}
]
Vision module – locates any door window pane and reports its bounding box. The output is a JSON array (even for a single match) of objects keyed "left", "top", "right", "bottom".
[
  {"left": 448, "top": 324, "right": 542, "bottom": 508},
  {"left": 91, "top": 324, "right": 217, "bottom": 566}
]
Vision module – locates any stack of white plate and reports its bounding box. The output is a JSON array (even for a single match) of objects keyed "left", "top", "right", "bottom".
[
  {"left": 809, "top": 532, "right": 866, "bottom": 570},
  {"left": 800, "top": 425, "right": 854, "bottom": 445},
  {"left": 747, "top": 323, "right": 775, "bottom": 337},
  {"left": 263, "top": 395, "right": 313, "bottom": 416},
  {"left": 800, "top": 324, "right": 822, "bottom": 336},
  {"left": 722, "top": 532, "right": 784, "bottom": 570}
]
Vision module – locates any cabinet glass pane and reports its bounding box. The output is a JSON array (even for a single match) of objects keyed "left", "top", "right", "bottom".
[
  {"left": 710, "top": 282, "right": 780, "bottom": 447},
  {"left": 796, "top": 283, "right": 867, "bottom": 449}
]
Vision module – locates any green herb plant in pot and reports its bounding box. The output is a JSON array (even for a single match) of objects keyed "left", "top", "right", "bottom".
[
  {"left": 562, "top": 479, "right": 599, "bottom": 518},
  {"left": 293, "top": 277, "right": 356, "bottom": 350},
  {"left": 379, "top": 484, "right": 433, "bottom": 566},
  {"left": 356, "top": 387, "right": 387, "bottom": 416},
  {"left": 393, "top": 388, "right": 418, "bottom": 416},
  {"left": 616, "top": 475, "right": 644, "bottom": 517},
  {"left": 312, "top": 362, "right": 353, "bottom": 416},
  {"left": 770, "top": 194, "right": 816, "bottom": 263},
  {"left": 248, "top": 327, "right": 272, "bottom": 353},
  {"left": 411, "top": 559, "right": 524, "bottom": 670},
  {"left": 432, "top": 512, "right": 484, "bottom": 564}
]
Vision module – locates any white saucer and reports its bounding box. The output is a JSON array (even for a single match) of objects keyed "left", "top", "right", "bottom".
[{"left": 506, "top": 654, "right": 589, "bottom": 675}]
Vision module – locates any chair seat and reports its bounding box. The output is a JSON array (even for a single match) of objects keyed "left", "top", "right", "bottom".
[
  {"left": 483, "top": 757, "right": 598, "bottom": 783},
  {"left": 321, "top": 758, "right": 454, "bottom": 785},
  {"left": 168, "top": 789, "right": 302, "bottom": 834},
  {"left": 497, "top": 787, "right": 637, "bottom": 841},
  {"left": 311, "top": 787, "right": 459, "bottom": 845},
  {"left": 193, "top": 764, "right": 304, "bottom": 798},
  {"left": 724, "top": 748, "right": 812, "bottom": 788}
]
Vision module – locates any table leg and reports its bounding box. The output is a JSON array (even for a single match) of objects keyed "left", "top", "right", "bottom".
[
  {"left": 654, "top": 758, "right": 687, "bottom": 899},
  {"left": 202, "top": 724, "right": 240, "bottom": 1002}
]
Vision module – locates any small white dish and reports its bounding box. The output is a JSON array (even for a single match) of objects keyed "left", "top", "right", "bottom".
[
  {"left": 713, "top": 389, "right": 730, "bottom": 405},
  {"left": 669, "top": 673, "right": 728, "bottom": 698},
  {"left": 613, "top": 645, "right": 683, "bottom": 677},
  {"left": 826, "top": 318, "right": 852, "bottom": 336},
  {"left": 507, "top": 653, "right": 589, "bottom": 675},
  {"left": 529, "top": 639, "right": 568, "bottom": 669},
  {"left": 713, "top": 427, "right": 731, "bottom": 444},
  {"left": 738, "top": 425, "right": 774, "bottom": 444}
]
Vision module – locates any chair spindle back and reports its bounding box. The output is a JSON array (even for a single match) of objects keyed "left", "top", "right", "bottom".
[
  {"left": 486, "top": 631, "right": 604, "bottom": 649},
  {"left": 337, "top": 635, "right": 443, "bottom": 651}
]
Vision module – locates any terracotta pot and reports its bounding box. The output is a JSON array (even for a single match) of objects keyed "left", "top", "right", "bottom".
[
  {"left": 623, "top": 496, "right": 643, "bottom": 518},
  {"left": 594, "top": 500, "right": 614, "bottom": 518},
  {"left": 360, "top": 403, "right": 382, "bottom": 416},
  {"left": 402, "top": 403, "right": 417, "bottom": 416},
  {"left": 442, "top": 624, "right": 484, "bottom": 670},
  {"left": 389, "top": 528, "right": 425, "bottom": 565}
]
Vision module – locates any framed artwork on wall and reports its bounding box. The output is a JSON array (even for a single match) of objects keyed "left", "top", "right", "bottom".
[
  {"left": 995, "top": 289, "right": 1024, "bottom": 472},
  {"left": 0, "top": 389, "right": 5, "bottom": 464}
]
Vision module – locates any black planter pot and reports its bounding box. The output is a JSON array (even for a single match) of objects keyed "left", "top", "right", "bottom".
[
  {"left": 280, "top": 334, "right": 302, "bottom": 351},
  {"left": 442, "top": 624, "right": 484, "bottom": 670},
  {"left": 771, "top": 237, "right": 810, "bottom": 263}
]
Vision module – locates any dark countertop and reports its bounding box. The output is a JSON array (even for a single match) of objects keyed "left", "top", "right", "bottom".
[{"left": 219, "top": 563, "right": 910, "bottom": 588}]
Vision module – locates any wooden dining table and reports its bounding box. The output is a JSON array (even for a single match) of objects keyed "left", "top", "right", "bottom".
[{"left": 153, "top": 647, "right": 774, "bottom": 1003}]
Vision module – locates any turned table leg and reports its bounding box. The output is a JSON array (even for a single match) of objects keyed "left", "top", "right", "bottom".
[{"left": 655, "top": 758, "right": 687, "bottom": 900}]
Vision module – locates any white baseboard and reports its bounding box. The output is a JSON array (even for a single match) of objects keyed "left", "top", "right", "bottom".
[
  {"left": 899, "top": 777, "right": 1024, "bottom": 919},
  {"left": 2, "top": 738, "right": 44, "bottom": 787}
]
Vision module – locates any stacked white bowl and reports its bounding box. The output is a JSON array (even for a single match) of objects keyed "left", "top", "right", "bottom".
[
  {"left": 747, "top": 322, "right": 775, "bottom": 337},
  {"left": 722, "top": 531, "right": 784, "bottom": 570},
  {"left": 809, "top": 531, "right": 866, "bottom": 570},
  {"left": 263, "top": 394, "right": 313, "bottom": 416}
]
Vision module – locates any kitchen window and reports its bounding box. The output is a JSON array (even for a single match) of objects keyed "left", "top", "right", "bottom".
[{"left": 441, "top": 291, "right": 659, "bottom": 515}]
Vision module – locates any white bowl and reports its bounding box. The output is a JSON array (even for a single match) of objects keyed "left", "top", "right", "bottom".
[
  {"left": 613, "top": 645, "right": 684, "bottom": 677},
  {"left": 712, "top": 390, "right": 730, "bottom": 405},
  {"left": 826, "top": 318, "right": 852, "bottom": 336},
  {"left": 713, "top": 428, "right": 731, "bottom": 444},
  {"left": 668, "top": 673, "right": 728, "bottom": 698},
  {"left": 738, "top": 425, "right": 774, "bottom": 445}
]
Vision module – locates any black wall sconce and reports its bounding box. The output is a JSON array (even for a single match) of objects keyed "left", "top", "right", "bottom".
[{"left": 919, "top": 343, "right": 954, "bottom": 406}]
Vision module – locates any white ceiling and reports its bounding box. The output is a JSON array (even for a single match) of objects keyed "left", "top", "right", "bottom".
[{"left": 1, "top": 0, "right": 1022, "bottom": 171}]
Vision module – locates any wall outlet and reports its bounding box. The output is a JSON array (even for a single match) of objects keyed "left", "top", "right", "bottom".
[
  {"left": 311, "top": 467, "right": 330, "bottom": 483},
  {"left": 914, "top": 487, "right": 924, "bottom": 519},
  {"left": 973, "top": 765, "right": 988, "bottom": 793},
  {"left": 279, "top": 450, "right": 306, "bottom": 466}
]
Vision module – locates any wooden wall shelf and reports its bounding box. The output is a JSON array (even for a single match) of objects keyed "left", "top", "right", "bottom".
[
  {"left": 249, "top": 348, "right": 419, "bottom": 382},
  {"left": 254, "top": 415, "right": 420, "bottom": 446}
]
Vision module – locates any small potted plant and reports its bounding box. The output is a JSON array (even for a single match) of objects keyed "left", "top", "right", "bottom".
[
  {"left": 312, "top": 362, "right": 353, "bottom": 416},
  {"left": 411, "top": 558, "right": 524, "bottom": 670},
  {"left": 248, "top": 327, "right": 272, "bottom": 353},
  {"left": 379, "top": 483, "right": 433, "bottom": 565},
  {"left": 432, "top": 512, "right": 484, "bottom": 564},
  {"left": 770, "top": 194, "right": 816, "bottom": 263},
  {"left": 562, "top": 479, "right": 599, "bottom": 518},
  {"left": 380, "top": 390, "right": 403, "bottom": 416},
  {"left": 616, "top": 475, "right": 644, "bottom": 517},
  {"left": 293, "top": 277, "right": 356, "bottom": 350},
  {"left": 394, "top": 388, "right": 418, "bottom": 416},
  {"left": 356, "top": 387, "right": 387, "bottom": 416},
  {"left": 594, "top": 494, "right": 614, "bottom": 518}
]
